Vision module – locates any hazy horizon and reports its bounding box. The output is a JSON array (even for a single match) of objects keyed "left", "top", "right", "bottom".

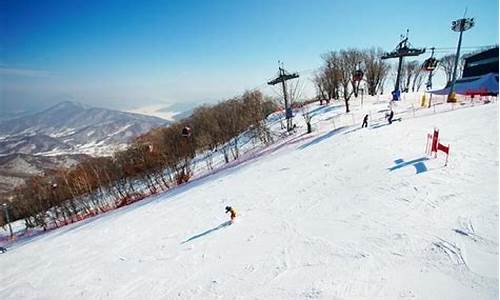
[{"left": 1, "top": 0, "right": 498, "bottom": 117}]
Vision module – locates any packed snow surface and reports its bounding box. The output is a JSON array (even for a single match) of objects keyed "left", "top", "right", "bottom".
[{"left": 0, "top": 98, "right": 498, "bottom": 299}]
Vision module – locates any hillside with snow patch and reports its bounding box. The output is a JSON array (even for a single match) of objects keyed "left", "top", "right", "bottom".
[
  {"left": 0, "top": 101, "right": 169, "bottom": 157},
  {"left": 0, "top": 96, "right": 498, "bottom": 299}
]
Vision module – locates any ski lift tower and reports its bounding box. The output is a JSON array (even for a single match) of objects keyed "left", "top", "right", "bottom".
[
  {"left": 267, "top": 63, "right": 299, "bottom": 131},
  {"left": 447, "top": 16, "right": 475, "bottom": 102},
  {"left": 382, "top": 30, "right": 426, "bottom": 100}
]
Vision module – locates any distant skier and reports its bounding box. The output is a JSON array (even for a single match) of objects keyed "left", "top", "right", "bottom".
[
  {"left": 391, "top": 89, "right": 400, "bottom": 101},
  {"left": 362, "top": 114, "right": 369, "bottom": 128},
  {"left": 387, "top": 110, "right": 394, "bottom": 124},
  {"left": 225, "top": 206, "right": 237, "bottom": 223}
]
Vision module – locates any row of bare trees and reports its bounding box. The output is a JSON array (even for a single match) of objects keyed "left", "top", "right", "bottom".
[
  {"left": 314, "top": 48, "right": 469, "bottom": 112},
  {"left": 6, "top": 91, "right": 277, "bottom": 229},
  {"left": 314, "top": 48, "right": 391, "bottom": 112},
  {"left": 397, "top": 53, "right": 468, "bottom": 92}
]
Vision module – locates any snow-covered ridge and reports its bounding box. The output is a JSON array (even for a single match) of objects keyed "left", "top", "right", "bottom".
[{"left": 0, "top": 101, "right": 169, "bottom": 157}]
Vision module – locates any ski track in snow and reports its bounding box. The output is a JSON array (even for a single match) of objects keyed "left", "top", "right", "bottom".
[{"left": 0, "top": 97, "right": 498, "bottom": 299}]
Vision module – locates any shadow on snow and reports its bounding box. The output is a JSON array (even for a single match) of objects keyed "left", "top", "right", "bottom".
[
  {"left": 388, "top": 157, "right": 429, "bottom": 174},
  {"left": 298, "top": 126, "right": 348, "bottom": 150},
  {"left": 370, "top": 118, "right": 402, "bottom": 129},
  {"left": 181, "top": 221, "right": 232, "bottom": 244},
  {"left": 308, "top": 104, "right": 341, "bottom": 118}
]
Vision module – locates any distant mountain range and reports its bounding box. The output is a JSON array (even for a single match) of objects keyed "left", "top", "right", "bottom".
[
  {"left": 0, "top": 101, "right": 171, "bottom": 195},
  {"left": 0, "top": 101, "right": 170, "bottom": 157}
]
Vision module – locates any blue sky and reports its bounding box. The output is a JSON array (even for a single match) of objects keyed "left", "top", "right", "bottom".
[{"left": 1, "top": 0, "right": 498, "bottom": 115}]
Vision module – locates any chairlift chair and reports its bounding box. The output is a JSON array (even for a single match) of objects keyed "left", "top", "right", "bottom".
[
  {"left": 423, "top": 57, "right": 438, "bottom": 71},
  {"left": 353, "top": 69, "right": 364, "bottom": 81},
  {"left": 182, "top": 126, "right": 192, "bottom": 137}
]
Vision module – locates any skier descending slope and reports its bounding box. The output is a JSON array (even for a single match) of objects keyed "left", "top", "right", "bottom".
[
  {"left": 225, "top": 206, "right": 237, "bottom": 223},
  {"left": 362, "top": 114, "right": 369, "bottom": 128},
  {"left": 387, "top": 109, "right": 394, "bottom": 124}
]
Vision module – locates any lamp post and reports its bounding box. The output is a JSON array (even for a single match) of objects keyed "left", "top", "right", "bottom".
[{"left": 448, "top": 17, "right": 475, "bottom": 102}]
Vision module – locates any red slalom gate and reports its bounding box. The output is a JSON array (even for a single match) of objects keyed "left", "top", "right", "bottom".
[{"left": 425, "top": 128, "right": 450, "bottom": 166}]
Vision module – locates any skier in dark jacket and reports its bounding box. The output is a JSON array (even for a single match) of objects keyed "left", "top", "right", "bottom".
[{"left": 362, "top": 114, "right": 369, "bottom": 128}]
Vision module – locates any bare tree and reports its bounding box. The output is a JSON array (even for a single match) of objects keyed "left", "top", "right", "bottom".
[
  {"left": 317, "top": 51, "right": 342, "bottom": 102},
  {"left": 439, "top": 54, "right": 466, "bottom": 86},
  {"left": 346, "top": 50, "right": 364, "bottom": 98},
  {"left": 338, "top": 49, "right": 360, "bottom": 113},
  {"left": 411, "top": 65, "right": 425, "bottom": 92},
  {"left": 313, "top": 72, "right": 328, "bottom": 103},
  {"left": 363, "top": 48, "right": 390, "bottom": 96},
  {"left": 401, "top": 60, "right": 420, "bottom": 92},
  {"left": 300, "top": 104, "right": 313, "bottom": 133},
  {"left": 241, "top": 90, "right": 274, "bottom": 144},
  {"left": 439, "top": 54, "right": 455, "bottom": 85}
]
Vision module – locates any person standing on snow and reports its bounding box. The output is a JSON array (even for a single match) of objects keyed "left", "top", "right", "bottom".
[
  {"left": 225, "top": 206, "right": 237, "bottom": 223},
  {"left": 362, "top": 114, "right": 369, "bottom": 128},
  {"left": 387, "top": 110, "right": 394, "bottom": 124}
]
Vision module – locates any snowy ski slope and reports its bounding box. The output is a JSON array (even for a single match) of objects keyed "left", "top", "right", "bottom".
[{"left": 0, "top": 97, "right": 498, "bottom": 299}]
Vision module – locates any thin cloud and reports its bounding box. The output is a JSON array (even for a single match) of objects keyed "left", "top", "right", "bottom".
[{"left": 0, "top": 67, "right": 51, "bottom": 78}]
